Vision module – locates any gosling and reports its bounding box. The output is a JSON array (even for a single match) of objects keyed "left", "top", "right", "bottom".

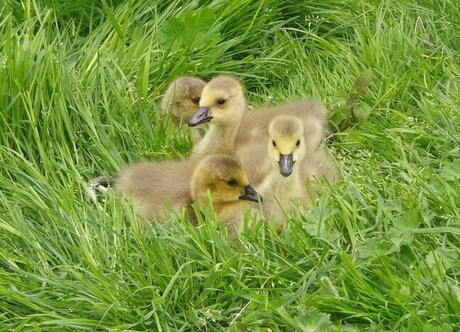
[
  {"left": 160, "top": 76, "right": 206, "bottom": 125},
  {"left": 254, "top": 115, "right": 309, "bottom": 227},
  {"left": 188, "top": 75, "right": 247, "bottom": 156},
  {"left": 114, "top": 154, "right": 260, "bottom": 232},
  {"left": 190, "top": 154, "right": 261, "bottom": 238}
]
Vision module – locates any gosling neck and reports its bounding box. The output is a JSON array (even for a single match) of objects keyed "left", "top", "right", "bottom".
[
  {"left": 258, "top": 164, "right": 302, "bottom": 198},
  {"left": 192, "top": 104, "right": 246, "bottom": 156}
]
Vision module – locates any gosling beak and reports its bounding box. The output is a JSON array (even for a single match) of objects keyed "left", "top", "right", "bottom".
[
  {"left": 188, "top": 106, "right": 213, "bottom": 127},
  {"left": 278, "top": 153, "right": 295, "bottom": 177},
  {"left": 239, "top": 184, "right": 262, "bottom": 203}
]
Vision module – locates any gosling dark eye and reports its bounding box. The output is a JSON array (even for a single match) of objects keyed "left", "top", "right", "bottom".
[
  {"left": 191, "top": 97, "right": 200, "bottom": 105},
  {"left": 272, "top": 140, "right": 277, "bottom": 147},
  {"left": 227, "top": 178, "right": 238, "bottom": 187},
  {"left": 296, "top": 140, "right": 300, "bottom": 147},
  {"left": 216, "top": 98, "right": 226, "bottom": 105}
]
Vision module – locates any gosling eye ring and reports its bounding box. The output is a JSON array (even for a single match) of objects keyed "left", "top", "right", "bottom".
[{"left": 227, "top": 178, "right": 238, "bottom": 187}]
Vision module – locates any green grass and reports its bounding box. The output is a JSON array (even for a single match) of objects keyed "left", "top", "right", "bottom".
[{"left": 1, "top": 0, "right": 459, "bottom": 330}]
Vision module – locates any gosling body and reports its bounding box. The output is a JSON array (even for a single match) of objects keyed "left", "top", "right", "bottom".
[
  {"left": 115, "top": 158, "right": 198, "bottom": 220},
  {"left": 236, "top": 100, "right": 329, "bottom": 152}
]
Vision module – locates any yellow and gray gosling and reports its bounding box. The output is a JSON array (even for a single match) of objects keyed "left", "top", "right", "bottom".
[{"left": 190, "top": 154, "right": 261, "bottom": 237}]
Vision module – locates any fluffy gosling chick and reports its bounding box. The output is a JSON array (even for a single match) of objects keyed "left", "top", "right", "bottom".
[
  {"left": 236, "top": 99, "right": 331, "bottom": 189},
  {"left": 256, "top": 116, "right": 310, "bottom": 228},
  {"left": 188, "top": 76, "right": 247, "bottom": 156},
  {"left": 190, "top": 154, "right": 260, "bottom": 238},
  {"left": 160, "top": 76, "right": 206, "bottom": 125},
  {"left": 114, "top": 154, "right": 260, "bottom": 230}
]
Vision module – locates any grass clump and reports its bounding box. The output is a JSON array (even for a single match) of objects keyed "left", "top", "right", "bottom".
[{"left": 1, "top": 0, "right": 459, "bottom": 330}]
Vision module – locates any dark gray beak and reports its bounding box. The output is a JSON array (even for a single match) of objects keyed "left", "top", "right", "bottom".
[
  {"left": 188, "top": 106, "right": 213, "bottom": 127},
  {"left": 279, "top": 154, "right": 295, "bottom": 177},
  {"left": 239, "top": 184, "right": 262, "bottom": 203}
]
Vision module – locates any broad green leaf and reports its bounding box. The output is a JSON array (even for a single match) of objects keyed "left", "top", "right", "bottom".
[{"left": 157, "top": 8, "right": 220, "bottom": 53}]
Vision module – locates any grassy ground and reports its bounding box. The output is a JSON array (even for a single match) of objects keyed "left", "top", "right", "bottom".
[{"left": 1, "top": 0, "right": 459, "bottom": 330}]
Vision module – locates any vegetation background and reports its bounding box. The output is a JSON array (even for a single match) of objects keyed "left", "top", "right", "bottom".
[{"left": 1, "top": 0, "right": 459, "bottom": 330}]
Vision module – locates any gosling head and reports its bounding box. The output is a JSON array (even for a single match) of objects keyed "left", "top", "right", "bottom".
[
  {"left": 161, "top": 76, "right": 206, "bottom": 123},
  {"left": 188, "top": 76, "right": 246, "bottom": 127},
  {"left": 268, "top": 116, "right": 306, "bottom": 177},
  {"left": 191, "top": 154, "right": 261, "bottom": 206}
]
